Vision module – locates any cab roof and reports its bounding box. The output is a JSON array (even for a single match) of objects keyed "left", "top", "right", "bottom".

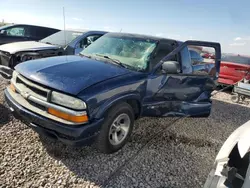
[{"left": 105, "top": 32, "right": 182, "bottom": 44}]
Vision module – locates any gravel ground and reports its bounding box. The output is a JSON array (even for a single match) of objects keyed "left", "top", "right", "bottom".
[{"left": 1, "top": 78, "right": 250, "bottom": 188}]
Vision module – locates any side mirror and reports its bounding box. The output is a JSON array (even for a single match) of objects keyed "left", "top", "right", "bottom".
[
  {"left": 0, "top": 30, "right": 7, "bottom": 35},
  {"left": 162, "top": 61, "right": 180, "bottom": 74}
]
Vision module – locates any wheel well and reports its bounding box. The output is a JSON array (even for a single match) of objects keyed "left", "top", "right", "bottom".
[
  {"left": 126, "top": 99, "right": 141, "bottom": 119},
  {"left": 100, "top": 99, "right": 141, "bottom": 120},
  {"left": 228, "top": 144, "right": 250, "bottom": 177},
  {"left": 228, "top": 144, "right": 243, "bottom": 168}
]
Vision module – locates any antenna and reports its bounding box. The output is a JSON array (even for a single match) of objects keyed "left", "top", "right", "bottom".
[{"left": 63, "top": 7, "right": 66, "bottom": 46}]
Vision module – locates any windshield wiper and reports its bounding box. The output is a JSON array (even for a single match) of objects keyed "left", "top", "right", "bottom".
[
  {"left": 40, "top": 41, "right": 53, "bottom": 45},
  {"left": 95, "top": 54, "right": 127, "bottom": 68},
  {"left": 79, "top": 53, "right": 92, "bottom": 58}
]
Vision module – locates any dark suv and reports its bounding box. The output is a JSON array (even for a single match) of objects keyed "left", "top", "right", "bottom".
[{"left": 0, "top": 24, "right": 60, "bottom": 45}]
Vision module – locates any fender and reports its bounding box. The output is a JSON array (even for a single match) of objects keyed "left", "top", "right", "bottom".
[
  {"left": 215, "top": 120, "right": 250, "bottom": 161},
  {"left": 237, "top": 120, "right": 250, "bottom": 158},
  {"left": 95, "top": 92, "right": 142, "bottom": 119}
]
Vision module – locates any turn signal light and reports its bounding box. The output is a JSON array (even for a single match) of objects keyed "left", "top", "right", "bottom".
[
  {"left": 10, "top": 83, "right": 16, "bottom": 92},
  {"left": 48, "top": 108, "right": 88, "bottom": 123}
]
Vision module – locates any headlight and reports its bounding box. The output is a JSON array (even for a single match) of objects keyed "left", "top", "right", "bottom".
[
  {"left": 12, "top": 70, "right": 19, "bottom": 82},
  {"left": 10, "top": 71, "right": 19, "bottom": 92},
  {"left": 51, "top": 91, "right": 86, "bottom": 110}
]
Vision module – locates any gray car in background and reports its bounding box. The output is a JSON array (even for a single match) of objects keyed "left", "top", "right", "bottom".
[
  {"left": 0, "top": 30, "right": 107, "bottom": 68},
  {"left": 0, "top": 24, "right": 60, "bottom": 45}
]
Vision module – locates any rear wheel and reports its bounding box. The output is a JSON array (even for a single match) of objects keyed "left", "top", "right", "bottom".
[
  {"left": 231, "top": 93, "right": 239, "bottom": 103},
  {"left": 95, "top": 102, "right": 134, "bottom": 154}
]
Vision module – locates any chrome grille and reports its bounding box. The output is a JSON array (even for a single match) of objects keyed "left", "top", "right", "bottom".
[{"left": 15, "top": 74, "right": 49, "bottom": 101}]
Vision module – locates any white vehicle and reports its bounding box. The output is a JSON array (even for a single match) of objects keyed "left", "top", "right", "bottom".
[{"left": 204, "top": 120, "right": 250, "bottom": 188}]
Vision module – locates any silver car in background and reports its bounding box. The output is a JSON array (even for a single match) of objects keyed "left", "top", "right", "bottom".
[{"left": 0, "top": 30, "right": 107, "bottom": 68}]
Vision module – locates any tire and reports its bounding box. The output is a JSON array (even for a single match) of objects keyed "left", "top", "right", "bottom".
[
  {"left": 240, "top": 95, "right": 246, "bottom": 101},
  {"left": 95, "top": 102, "right": 134, "bottom": 154},
  {"left": 231, "top": 93, "right": 239, "bottom": 103}
]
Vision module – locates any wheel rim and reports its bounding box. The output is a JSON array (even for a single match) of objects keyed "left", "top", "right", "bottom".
[
  {"left": 108, "top": 113, "right": 130, "bottom": 146},
  {"left": 231, "top": 94, "right": 239, "bottom": 103}
]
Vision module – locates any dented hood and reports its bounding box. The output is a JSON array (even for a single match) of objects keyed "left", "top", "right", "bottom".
[
  {"left": 0, "top": 41, "right": 60, "bottom": 54},
  {"left": 15, "top": 55, "right": 130, "bottom": 95}
]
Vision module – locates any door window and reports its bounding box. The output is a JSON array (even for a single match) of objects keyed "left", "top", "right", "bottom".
[
  {"left": 29, "top": 26, "right": 43, "bottom": 39},
  {"left": 187, "top": 46, "right": 216, "bottom": 76},
  {"left": 31, "top": 27, "right": 59, "bottom": 39},
  {"left": 150, "top": 41, "right": 176, "bottom": 71},
  {"left": 6, "top": 27, "right": 26, "bottom": 37}
]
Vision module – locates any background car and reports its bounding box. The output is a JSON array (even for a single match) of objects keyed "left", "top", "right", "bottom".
[
  {"left": 0, "top": 24, "right": 60, "bottom": 45},
  {"left": 0, "top": 30, "right": 107, "bottom": 68},
  {"left": 202, "top": 53, "right": 215, "bottom": 59},
  {"left": 218, "top": 54, "right": 250, "bottom": 85}
]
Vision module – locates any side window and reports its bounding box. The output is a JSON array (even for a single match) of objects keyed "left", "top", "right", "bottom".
[
  {"left": 150, "top": 42, "right": 175, "bottom": 69},
  {"left": 28, "top": 26, "right": 41, "bottom": 38},
  {"left": 6, "top": 27, "right": 26, "bottom": 37},
  {"left": 38, "top": 28, "right": 58, "bottom": 39},
  {"left": 187, "top": 46, "right": 216, "bottom": 76},
  {"left": 75, "top": 34, "right": 102, "bottom": 54}
]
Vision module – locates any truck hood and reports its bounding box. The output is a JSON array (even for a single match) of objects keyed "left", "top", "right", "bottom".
[
  {"left": 0, "top": 41, "right": 60, "bottom": 54},
  {"left": 15, "top": 55, "right": 130, "bottom": 95}
]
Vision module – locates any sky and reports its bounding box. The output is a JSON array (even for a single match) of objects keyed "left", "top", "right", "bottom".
[{"left": 0, "top": 0, "right": 249, "bottom": 55}]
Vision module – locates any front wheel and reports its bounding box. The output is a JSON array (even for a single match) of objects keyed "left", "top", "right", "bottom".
[{"left": 95, "top": 102, "right": 134, "bottom": 154}]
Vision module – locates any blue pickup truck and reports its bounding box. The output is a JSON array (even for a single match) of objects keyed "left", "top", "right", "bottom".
[{"left": 4, "top": 33, "right": 221, "bottom": 153}]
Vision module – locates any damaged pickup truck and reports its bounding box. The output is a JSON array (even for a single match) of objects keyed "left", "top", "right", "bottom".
[
  {"left": 0, "top": 30, "right": 106, "bottom": 68},
  {"left": 4, "top": 33, "right": 221, "bottom": 153}
]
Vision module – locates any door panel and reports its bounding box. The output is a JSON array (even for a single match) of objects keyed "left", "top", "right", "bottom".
[
  {"left": 142, "top": 40, "right": 221, "bottom": 117},
  {"left": 143, "top": 74, "right": 213, "bottom": 117}
]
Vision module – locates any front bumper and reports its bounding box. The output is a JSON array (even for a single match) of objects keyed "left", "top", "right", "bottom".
[{"left": 4, "top": 89, "right": 104, "bottom": 146}]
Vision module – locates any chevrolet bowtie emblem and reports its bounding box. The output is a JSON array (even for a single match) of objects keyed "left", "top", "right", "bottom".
[{"left": 21, "top": 91, "right": 30, "bottom": 99}]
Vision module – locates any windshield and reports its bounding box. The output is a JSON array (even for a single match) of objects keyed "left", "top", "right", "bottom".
[
  {"left": 221, "top": 54, "right": 250, "bottom": 65},
  {"left": 80, "top": 34, "right": 157, "bottom": 71},
  {"left": 40, "top": 30, "right": 83, "bottom": 46}
]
